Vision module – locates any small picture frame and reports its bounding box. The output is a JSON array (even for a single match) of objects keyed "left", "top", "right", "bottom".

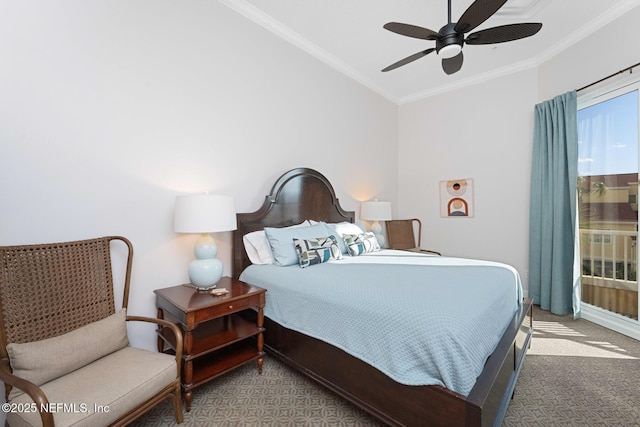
[{"left": 440, "top": 179, "right": 474, "bottom": 217}]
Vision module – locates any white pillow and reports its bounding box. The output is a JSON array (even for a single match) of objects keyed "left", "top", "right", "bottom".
[
  {"left": 326, "top": 222, "right": 366, "bottom": 254},
  {"left": 243, "top": 220, "right": 310, "bottom": 264},
  {"left": 243, "top": 231, "right": 273, "bottom": 264}
]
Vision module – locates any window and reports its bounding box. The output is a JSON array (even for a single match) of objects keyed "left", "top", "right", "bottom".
[{"left": 577, "top": 74, "right": 640, "bottom": 338}]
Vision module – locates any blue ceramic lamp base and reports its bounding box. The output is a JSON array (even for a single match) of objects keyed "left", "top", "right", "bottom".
[{"left": 188, "top": 233, "right": 223, "bottom": 290}]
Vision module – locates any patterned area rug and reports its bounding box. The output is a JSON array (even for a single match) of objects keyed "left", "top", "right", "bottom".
[
  {"left": 132, "top": 355, "right": 383, "bottom": 427},
  {"left": 133, "top": 306, "right": 640, "bottom": 426}
]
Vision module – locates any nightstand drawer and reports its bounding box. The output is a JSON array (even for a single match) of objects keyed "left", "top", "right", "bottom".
[{"left": 195, "top": 298, "right": 250, "bottom": 322}]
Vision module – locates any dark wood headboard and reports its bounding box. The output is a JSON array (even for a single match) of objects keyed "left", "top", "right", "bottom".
[{"left": 232, "top": 168, "right": 355, "bottom": 279}]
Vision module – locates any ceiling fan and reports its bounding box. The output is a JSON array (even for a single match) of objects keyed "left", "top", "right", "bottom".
[{"left": 381, "top": 0, "right": 542, "bottom": 75}]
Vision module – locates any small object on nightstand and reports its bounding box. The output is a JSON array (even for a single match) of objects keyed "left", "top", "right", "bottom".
[{"left": 208, "top": 288, "right": 228, "bottom": 296}]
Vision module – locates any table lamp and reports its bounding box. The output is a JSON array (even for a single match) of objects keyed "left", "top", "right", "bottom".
[
  {"left": 360, "top": 199, "right": 392, "bottom": 247},
  {"left": 174, "top": 193, "right": 237, "bottom": 289}
]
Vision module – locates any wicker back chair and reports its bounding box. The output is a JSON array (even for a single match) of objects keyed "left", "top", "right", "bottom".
[
  {"left": 0, "top": 236, "right": 183, "bottom": 427},
  {"left": 386, "top": 219, "right": 441, "bottom": 255}
]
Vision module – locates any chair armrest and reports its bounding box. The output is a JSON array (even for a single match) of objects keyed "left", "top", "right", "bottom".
[
  {"left": 0, "top": 359, "right": 55, "bottom": 427},
  {"left": 125, "top": 316, "right": 183, "bottom": 378},
  {"left": 419, "top": 249, "right": 442, "bottom": 256}
]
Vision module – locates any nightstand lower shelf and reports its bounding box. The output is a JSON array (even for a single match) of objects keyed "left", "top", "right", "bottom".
[
  {"left": 158, "top": 314, "right": 263, "bottom": 357},
  {"left": 186, "top": 339, "right": 263, "bottom": 387}
]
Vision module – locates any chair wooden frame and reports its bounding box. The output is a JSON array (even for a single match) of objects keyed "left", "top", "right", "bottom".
[
  {"left": 0, "top": 236, "right": 184, "bottom": 426},
  {"left": 386, "top": 218, "right": 441, "bottom": 255}
]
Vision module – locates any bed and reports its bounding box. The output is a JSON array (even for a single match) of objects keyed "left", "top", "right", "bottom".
[{"left": 232, "top": 167, "right": 532, "bottom": 427}]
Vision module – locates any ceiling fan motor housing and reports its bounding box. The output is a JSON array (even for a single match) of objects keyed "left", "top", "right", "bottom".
[{"left": 436, "top": 23, "right": 463, "bottom": 55}]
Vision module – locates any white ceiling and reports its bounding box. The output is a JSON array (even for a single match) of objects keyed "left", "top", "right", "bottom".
[{"left": 220, "top": 0, "right": 640, "bottom": 104}]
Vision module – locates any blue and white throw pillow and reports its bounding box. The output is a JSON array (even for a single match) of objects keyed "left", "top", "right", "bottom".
[
  {"left": 293, "top": 235, "right": 342, "bottom": 268},
  {"left": 342, "top": 232, "right": 380, "bottom": 256}
]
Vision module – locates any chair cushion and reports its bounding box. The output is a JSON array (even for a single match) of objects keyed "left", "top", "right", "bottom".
[
  {"left": 6, "top": 347, "right": 177, "bottom": 427},
  {"left": 7, "top": 310, "right": 129, "bottom": 399}
]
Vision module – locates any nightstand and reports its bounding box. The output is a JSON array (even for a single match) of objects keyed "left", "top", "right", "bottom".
[{"left": 154, "top": 277, "right": 266, "bottom": 411}]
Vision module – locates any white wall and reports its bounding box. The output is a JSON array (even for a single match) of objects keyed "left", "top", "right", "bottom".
[
  {"left": 398, "top": 69, "right": 538, "bottom": 293},
  {"left": 0, "top": 0, "right": 398, "bottom": 350},
  {"left": 537, "top": 6, "right": 640, "bottom": 102},
  {"left": 397, "top": 5, "right": 640, "bottom": 298}
]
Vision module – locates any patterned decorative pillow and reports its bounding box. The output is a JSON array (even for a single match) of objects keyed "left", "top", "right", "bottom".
[
  {"left": 343, "top": 232, "right": 381, "bottom": 256},
  {"left": 293, "top": 235, "right": 342, "bottom": 268}
]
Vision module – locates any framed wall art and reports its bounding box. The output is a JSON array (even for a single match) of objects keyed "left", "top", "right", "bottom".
[{"left": 440, "top": 179, "right": 474, "bottom": 217}]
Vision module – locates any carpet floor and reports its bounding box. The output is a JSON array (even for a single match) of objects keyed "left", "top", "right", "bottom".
[{"left": 133, "top": 306, "right": 640, "bottom": 426}]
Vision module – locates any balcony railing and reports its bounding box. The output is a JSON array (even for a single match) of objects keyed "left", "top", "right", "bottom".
[{"left": 579, "top": 228, "right": 638, "bottom": 319}]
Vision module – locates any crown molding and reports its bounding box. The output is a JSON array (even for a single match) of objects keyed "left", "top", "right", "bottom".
[
  {"left": 220, "top": 0, "right": 640, "bottom": 106},
  {"left": 535, "top": 0, "right": 640, "bottom": 64},
  {"left": 219, "top": 0, "right": 400, "bottom": 104},
  {"left": 400, "top": 0, "right": 640, "bottom": 104},
  {"left": 399, "top": 58, "right": 539, "bottom": 104}
]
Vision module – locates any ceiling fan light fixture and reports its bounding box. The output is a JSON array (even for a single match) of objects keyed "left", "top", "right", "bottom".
[{"left": 438, "top": 43, "right": 462, "bottom": 59}]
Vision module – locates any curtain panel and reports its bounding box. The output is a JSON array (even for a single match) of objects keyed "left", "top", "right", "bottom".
[{"left": 529, "top": 91, "right": 578, "bottom": 315}]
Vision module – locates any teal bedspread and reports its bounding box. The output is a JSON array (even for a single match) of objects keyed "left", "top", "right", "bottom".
[{"left": 240, "top": 250, "right": 522, "bottom": 396}]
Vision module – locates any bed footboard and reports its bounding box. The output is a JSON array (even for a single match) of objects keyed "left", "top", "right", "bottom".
[{"left": 468, "top": 297, "right": 533, "bottom": 426}]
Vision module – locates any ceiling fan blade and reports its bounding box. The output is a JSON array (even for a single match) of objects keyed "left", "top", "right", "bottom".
[
  {"left": 454, "top": 0, "right": 508, "bottom": 34},
  {"left": 383, "top": 22, "right": 440, "bottom": 40},
  {"left": 382, "top": 48, "right": 436, "bottom": 72},
  {"left": 442, "top": 51, "right": 464, "bottom": 75},
  {"left": 466, "top": 23, "right": 543, "bottom": 45}
]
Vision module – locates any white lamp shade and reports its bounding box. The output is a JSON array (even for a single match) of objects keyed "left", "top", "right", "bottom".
[
  {"left": 360, "top": 200, "right": 392, "bottom": 221},
  {"left": 174, "top": 194, "right": 237, "bottom": 233}
]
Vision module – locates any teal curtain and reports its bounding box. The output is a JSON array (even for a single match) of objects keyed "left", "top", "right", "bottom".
[{"left": 529, "top": 91, "right": 578, "bottom": 315}]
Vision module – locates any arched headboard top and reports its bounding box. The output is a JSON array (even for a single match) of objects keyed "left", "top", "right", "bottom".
[{"left": 232, "top": 168, "right": 355, "bottom": 278}]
